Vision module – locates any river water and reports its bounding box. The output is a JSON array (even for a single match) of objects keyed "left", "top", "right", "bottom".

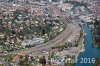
[{"left": 75, "top": 24, "right": 100, "bottom": 66}]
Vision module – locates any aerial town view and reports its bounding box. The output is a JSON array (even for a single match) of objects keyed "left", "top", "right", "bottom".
[{"left": 0, "top": 0, "right": 100, "bottom": 66}]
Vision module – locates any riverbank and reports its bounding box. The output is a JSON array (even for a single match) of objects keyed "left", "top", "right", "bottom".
[
  {"left": 75, "top": 26, "right": 85, "bottom": 64},
  {"left": 90, "top": 19, "right": 100, "bottom": 48},
  {"left": 92, "top": 28, "right": 100, "bottom": 48}
]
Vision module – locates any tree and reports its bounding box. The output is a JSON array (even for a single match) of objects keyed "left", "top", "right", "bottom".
[
  {"left": 4, "top": 27, "right": 12, "bottom": 35},
  {"left": 0, "top": 40, "right": 5, "bottom": 45},
  {"left": 51, "top": 52, "right": 55, "bottom": 58},
  {"left": 39, "top": 56, "right": 46, "bottom": 65}
]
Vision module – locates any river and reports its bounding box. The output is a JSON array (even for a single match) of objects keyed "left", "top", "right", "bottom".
[{"left": 75, "top": 24, "right": 100, "bottom": 66}]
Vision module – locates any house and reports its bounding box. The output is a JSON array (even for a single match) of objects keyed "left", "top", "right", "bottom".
[
  {"left": 0, "top": 33, "right": 4, "bottom": 39},
  {"left": 22, "top": 38, "right": 44, "bottom": 46}
]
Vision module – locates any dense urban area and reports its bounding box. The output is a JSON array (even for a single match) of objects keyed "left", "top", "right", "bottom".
[{"left": 0, "top": 0, "right": 100, "bottom": 66}]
